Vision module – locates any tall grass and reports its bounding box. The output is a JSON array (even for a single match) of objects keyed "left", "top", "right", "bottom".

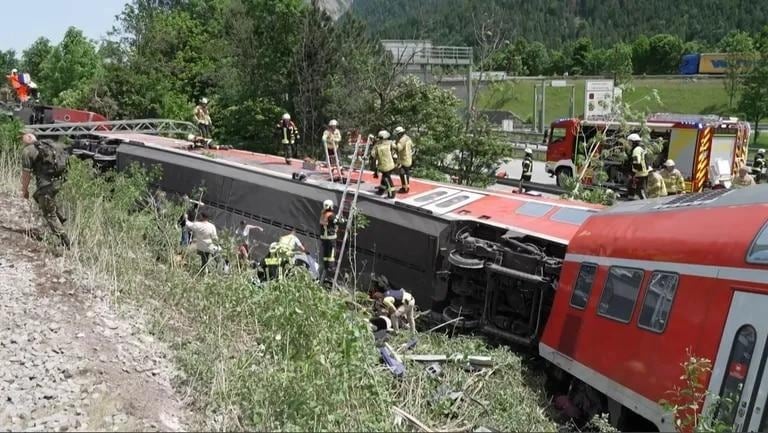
[{"left": 0, "top": 127, "right": 561, "bottom": 431}]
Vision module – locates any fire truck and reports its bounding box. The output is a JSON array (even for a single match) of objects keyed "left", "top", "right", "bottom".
[{"left": 544, "top": 114, "right": 751, "bottom": 192}]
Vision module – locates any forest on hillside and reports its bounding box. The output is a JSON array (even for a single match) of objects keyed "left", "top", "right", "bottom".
[{"left": 349, "top": 0, "right": 768, "bottom": 48}]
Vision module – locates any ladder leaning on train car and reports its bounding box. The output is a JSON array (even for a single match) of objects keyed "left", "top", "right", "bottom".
[{"left": 332, "top": 133, "right": 372, "bottom": 291}]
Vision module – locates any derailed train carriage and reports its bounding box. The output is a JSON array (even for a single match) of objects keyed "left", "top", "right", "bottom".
[{"left": 104, "top": 132, "right": 601, "bottom": 348}]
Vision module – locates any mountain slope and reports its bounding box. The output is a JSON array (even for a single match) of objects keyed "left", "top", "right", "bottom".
[{"left": 348, "top": 0, "right": 768, "bottom": 47}]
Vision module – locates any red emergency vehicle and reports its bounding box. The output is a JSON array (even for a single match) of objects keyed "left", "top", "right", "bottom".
[
  {"left": 540, "top": 187, "right": 768, "bottom": 431},
  {"left": 545, "top": 114, "right": 751, "bottom": 192}
]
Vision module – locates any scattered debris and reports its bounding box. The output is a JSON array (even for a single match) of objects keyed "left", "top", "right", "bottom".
[
  {"left": 379, "top": 344, "right": 405, "bottom": 377},
  {"left": 392, "top": 406, "right": 434, "bottom": 432}
]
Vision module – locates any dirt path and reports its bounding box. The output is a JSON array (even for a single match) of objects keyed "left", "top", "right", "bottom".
[{"left": 0, "top": 196, "right": 193, "bottom": 432}]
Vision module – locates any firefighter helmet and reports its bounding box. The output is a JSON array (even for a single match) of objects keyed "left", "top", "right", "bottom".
[
  {"left": 323, "top": 199, "right": 334, "bottom": 210},
  {"left": 627, "top": 133, "right": 642, "bottom": 142},
  {"left": 394, "top": 126, "right": 405, "bottom": 135},
  {"left": 524, "top": 148, "right": 533, "bottom": 155},
  {"left": 11, "top": 68, "right": 17, "bottom": 74},
  {"left": 329, "top": 119, "right": 338, "bottom": 127},
  {"left": 269, "top": 242, "right": 279, "bottom": 254},
  {"left": 664, "top": 159, "right": 676, "bottom": 167},
  {"left": 759, "top": 148, "right": 766, "bottom": 154},
  {"left": 201, "top": 97, "right": 208, "bottom": 104},
  {"left": 378, "top": 130, "right": 390, "bottom": 140},
  {"left": 282, "top": 113, "right": 291, "bottom": 120}
]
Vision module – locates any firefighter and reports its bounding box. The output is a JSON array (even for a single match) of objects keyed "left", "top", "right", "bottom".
[
  {"left": 629, "top": 133, "right": 649, "bottom": 199},
  {"left": 319, "top": 199, "right": 343, "bottom": 278},
  {"left": 194, "top": 98, "right": 212, "bottom": 139},
  {"left": 646, "top": 166, "right": 668, "bottom": 198},
  {"left": 6, "top": 69, "right": 28, "bottom": 103},
  {"left": 393, "top": 126, "right": 413, "bottom": 193},
  {"left": 369, "top": 274, "right": 416, "bottom": 333},
  {"left": 276, "top": 113, "right": 299, "bottom": 164},
  {"left": 371, "top": 130, "right": 396, "bottom": 199},
  {"left": 752, "top": 148, "right": 765, "bottom": 184},
  {"left": 520, "top": 148, "right": 534, "bottom": 193},
  {"left": 732, "top": 166, "right": 755, "bottom": 189},
  {"left": 322, "top": 119, "right": 343, "bottom": 178},
  {"left": 261, "top": 242, "right": 290, "bottom": 281},
  {"left": 660, "top": 160, "right": 686, "bottom": 194}
]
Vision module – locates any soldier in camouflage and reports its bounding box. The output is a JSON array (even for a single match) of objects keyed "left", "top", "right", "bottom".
[{"left": 20, "top": 132, "right": 70, "bottom": 249}]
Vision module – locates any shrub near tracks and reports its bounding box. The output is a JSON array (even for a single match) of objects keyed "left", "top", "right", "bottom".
[{"left": 24, "top": 157, "right": 559, "bottom": 431}]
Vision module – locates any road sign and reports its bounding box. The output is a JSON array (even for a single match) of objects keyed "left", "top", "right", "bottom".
[
  {"left": 584, "top": 79, "right": 619, "bottom": 120},
  {"left": 550, "top": 80, "right": 567, "bottom": 87}
]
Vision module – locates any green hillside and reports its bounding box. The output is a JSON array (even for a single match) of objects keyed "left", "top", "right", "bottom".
[
  {"left": 349, "top": 0, "right": 768, "bottom": 48},
  {"left": 478, "top": 78, "right": 731, "bottom": 125}
]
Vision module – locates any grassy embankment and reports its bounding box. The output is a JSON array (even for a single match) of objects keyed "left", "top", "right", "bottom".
[
  {"left": 478, "top": 78, "right": 768, "bottom": 150},
  {"left": 0, "top": 119, "right": 569, "bottom": 431}
]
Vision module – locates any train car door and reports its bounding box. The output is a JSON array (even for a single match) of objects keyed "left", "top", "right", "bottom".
[{"left": 705, "top": 292, "right": 768, "bottom": 432}]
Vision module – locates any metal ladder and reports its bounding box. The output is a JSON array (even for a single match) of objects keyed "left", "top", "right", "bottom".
[
  {"left": 322, "top": 134, "right": 343, "bottom": 181},
  {"left": 24, "top": 119, "right": 198, "bottom": 137},
  {"left": 331, "top": 133, "right": 372, "bottom": 290}
]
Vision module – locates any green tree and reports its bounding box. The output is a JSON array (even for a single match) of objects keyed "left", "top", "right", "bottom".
[
  {"left": 738, "top": 62, "right": 768, "bottom": 144},
  {"left": 631, "top": 35, "right": 651, "bottom": 74},
  {"left": 605, "top": 43, "right": 633, "bottom": 84},
  {"left": 644, "top": 34, "right": 684, "bottom": 74},
  {"left": 20, "top": 38, "right": 53, "bottom": 78},
  {"left": 38, "top": 27, "right": 101, "bottom": 103},
  {"left": 570, "top": 38, "right": 593, "bottom": 75},
  {"left": 523, "top": 41, "right": 550, "bottom": 76},
  {"left": 719, "top": 31, "right": 757, "bottom": 107},
  {"left": 0, "top": 50, "right": 18, "bottom": 73}
]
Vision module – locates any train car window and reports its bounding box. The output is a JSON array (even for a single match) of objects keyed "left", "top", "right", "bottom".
[
  {"left": 550, "top": 207, "right": 596, "bottom": 225},
  {"left": 516, "top": 202, "right": 554, "bottom": 217},
  {"left": 747, "top": 222, "right": 768, "bottom": 265},
  {"left": 637, "top": 272, "right": 679, "bottom": 333},
  {"left": 715, "top": 325, "right": 757, "bottom": 426},
  {"left": 414, "top": 190, "right": 450, "bottom": 203},
  {"left": 435, "top": 195, "right": 470, "bottom": 208},
  {"left": 597, "top": 267, "right": 644, "bottom": 323},
  {"left": 569, "top": 263, "right": 598, "bottom": 309}
]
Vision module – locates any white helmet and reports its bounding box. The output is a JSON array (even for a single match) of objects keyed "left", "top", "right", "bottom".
[
  {"left": 269, "top": 242, "right": 279, "bottom": 254},
  {"left": 524, "top": 148, "right": 533, "bottom": 155},
  {"left": 378, "top": 130, "right": 390, "bottom": 140},
  {"left": 187, "top": 133, "right": 196, "bottom": 141},
  {"left": 323, "top": 199, "right": 334, "bottom": 210},
  {"left": 11, "top": 68, "right": 17, "bottom": 74},
  {"left": 200, "top": 97, "right": 208, "bottom": 104},
  {"left": 759, "top": 148, "right": 766, "bottom": 154},
  {"left": 329, "top": 119, "right": 338, "bottom": 127},
  {"left": 394, "top": 126, "right": 405, "bottom": 135},
  {"left": 664, "top": 159, "right": 676, "bottom": 167},
  {"left": 627, "top": 133, "right": 642, "bottom": 142},
  {"left": 282, "top": 113, "right": 291, "bottom": 120}
]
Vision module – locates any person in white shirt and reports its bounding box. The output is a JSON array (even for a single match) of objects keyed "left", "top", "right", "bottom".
[
  {"left": 236, "top": 220, "right": 264, "bottom": 261},
  {"left": 184, "top": 211, "right": 220, "bottom": 269}
]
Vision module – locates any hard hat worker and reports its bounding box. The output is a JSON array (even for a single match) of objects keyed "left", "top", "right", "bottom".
[
  {"left": 752, "top": 148, "right": 766, "bottom": 184},
  {"left": 322, "top": 119, "right": 343, "bottom": 179},
  {"left": 262, "top": 242, "right": 290, "bottom": 281},
  {"left": 660, "top": 160, "right": 686, "bottom": 195},
  {"left": 369, "top": 274, "right": 416, "bottom": 333},
  {"left": 732, "top": 166, "right": 755, "bottom": 189},
  {"left": 20, "top": 132, "right": 70, "bottom": 249},
  {"left": 393, "top": 126, "right": 414, "bottom": 193},
  {"left": 276, "top": 113, "right": 299, "bottom": 164},
  {"left": 520, "top": 148, "right": 534, "bottom": 193},
  {"left": 628, "top": 133, "right": 649, "bottom": 200},
  {"left": 319, "top": 199, "right": 343, "bottom": 279},
  {"left": 194, "top": 98, "right": 213, "bottom": 140},
  {"left": 371, "top": 130, "right": 397, "bottom": 199},
  {"left": 646, "top": 166, "right": 668, "bottom": 198}
]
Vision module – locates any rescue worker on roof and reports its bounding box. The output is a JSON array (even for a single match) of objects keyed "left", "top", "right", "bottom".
[
  {"left": 393, "top": 126, "right": 414, "bottom": 193},
  {"left": 369, "top": 274, "right": 416, "bottom": 333},
  {"left": 6, "top": 69, "right": 28, "bottom": 103},
  {"left": 732, "top": 166, "right": 755, "bottom": 189},
  {"left": 660, "top": 159, "right": 686, "bottom": 195},
  {"left": 628, "top": 133, "right": 649, "bottom": 200},
  {"left": 194, "top": 98, "right": 213, "bottom": 139},
  {"left": 752, "top": 148, "right": 765, "bottom": 184},
  {"left": 520, "top": 148, "right": 534, "bottom": 193},
  {"left": 371, "top": 130, "right": 397, "bottom": 199},
  {"left": 646, "top": 166, "right": 668, "bottom": 198},
  {"left": 20, "top": 132, "right": 70, "bottom": 249},
  {"left": 276, "top": 113, "right": 299, "bottom": 165},
  {"left": 319, "top": 199, "right": 343, "bottom": 278},
  {"left": 322, "top": 119, "right": 343, "bottom": 179}
]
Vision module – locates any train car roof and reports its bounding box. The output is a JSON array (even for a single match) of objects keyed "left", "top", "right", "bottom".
[
  {"left": 567, "top": 185, "right": 768, "bottom": 271},
  {"left": 98, "top": 132, "right": 604, "bottom": 245}
]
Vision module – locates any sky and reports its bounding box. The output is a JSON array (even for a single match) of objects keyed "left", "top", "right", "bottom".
[{"left": 1, "top": 0, "right": 128, "bottom": 54}]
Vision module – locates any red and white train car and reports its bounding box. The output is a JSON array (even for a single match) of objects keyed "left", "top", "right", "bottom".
[{"left": 541, "top": 187, "right": 768, "bottom": 431}]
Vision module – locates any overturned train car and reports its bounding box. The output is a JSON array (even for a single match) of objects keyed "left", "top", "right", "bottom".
[{"left": 109, "top": 134, "right": 601, "bottom": 347}]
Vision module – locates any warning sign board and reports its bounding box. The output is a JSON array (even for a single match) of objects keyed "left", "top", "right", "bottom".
[{"left": 584, "top": 80, "right": 621, "bottom": 120}]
